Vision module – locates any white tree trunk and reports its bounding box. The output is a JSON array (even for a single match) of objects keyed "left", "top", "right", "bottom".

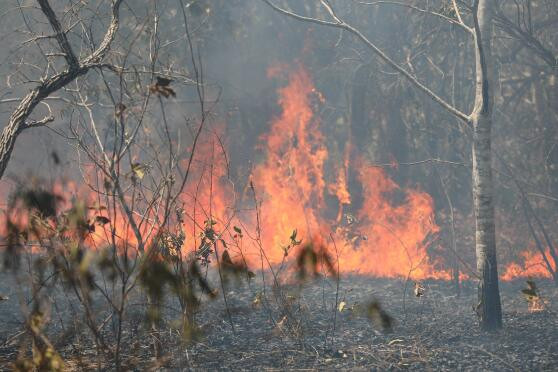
[{"left": 471, "top": 0, "right": 502, "bottom": 330}]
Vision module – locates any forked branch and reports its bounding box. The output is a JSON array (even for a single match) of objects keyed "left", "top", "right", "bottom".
[
  {"left": 262, "top": 0, "right": 471, "bottom": 123},
  {"left": 0, "top": 0, "right": 123, "bottom": 180}
]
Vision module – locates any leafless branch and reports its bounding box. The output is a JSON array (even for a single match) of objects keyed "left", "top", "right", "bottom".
[
  {"left": 358, "top": 0, "right": 473, "bottom": 32},
  {"left": 262, "top": 0, "right": 471, "bottom": 123},
  {"left": 0, "top": 0, "right": 124, "bottom": 180},
  {"left": 37, "top": 0, "right": 79, "bottom": 68}
]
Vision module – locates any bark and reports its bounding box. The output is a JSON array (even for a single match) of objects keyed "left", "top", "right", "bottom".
[
  {"left": 0, "top": 0, "right": 122, "bottom": 181},
  {"left": 471, "top": 0, "right": 502, "bottom": 330},
  {"left": 546, "top": 72, "right": 558, "bottom": 194},
  {"left": 0, "top": 69, "right": 86, "bottom": 178}
]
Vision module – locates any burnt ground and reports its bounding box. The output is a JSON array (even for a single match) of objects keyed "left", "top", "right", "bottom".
[{"left": 0, "top": 271, "right": 557, "bottom": 371}]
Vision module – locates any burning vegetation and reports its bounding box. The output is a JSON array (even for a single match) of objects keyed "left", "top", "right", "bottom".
[
  {"left": 1, "top": 61, "right": 557, "bottom": 370},
  {"left": 1, "top": 0, "right": 558, "bottom": 370},
  {"left": 4, "top": 65, "right": 552, "bottom": 281}
]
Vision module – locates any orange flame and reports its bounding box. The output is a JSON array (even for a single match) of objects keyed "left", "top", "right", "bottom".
[
  {"left": 501, "top": 249, "right": 555, "bottom": 281},
  {"left": 2, "top": 63, "right": 557, "bottom": 283},
  {"left": 246, "top": 65, "right": 450, "bottom": 279}
]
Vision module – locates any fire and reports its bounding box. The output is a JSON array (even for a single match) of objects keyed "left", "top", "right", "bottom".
[
  {"left": 179, "top": 132, "right": 237, "bottom": 251},
  {"left": 528, "top": 296, "right": 546, "bottom": 313},
  {"left": 251, "top": 65, "right": 328, "bottom": 265},
  {"left": 0, "top": 178, "right": 147, "bottom": 254},
  {"left": 1, "top": 62, "right": 557, "bottom": 284},
  {"left": 248, "top": 65, "right": 449, "bottom": 279},
  {"left": 501, "top": 249, "right": 555, "bottom": 281},
  {"left": 336, "top": 165, "right": 445, "bottom": 278}
]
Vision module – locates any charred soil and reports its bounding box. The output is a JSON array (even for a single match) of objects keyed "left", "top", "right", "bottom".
[{"left": 0, "top": 272, "right": 557, "bottom": 371}]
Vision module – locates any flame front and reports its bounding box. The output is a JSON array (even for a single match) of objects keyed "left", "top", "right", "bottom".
[
  {"left": 251, "top": 65, "right": 328, "bottom": 265},
  {"left": 501, "top": 249, "right": 556, "bottom": 281},
  {"left": 248, "top": 65, "right": 447, "bottom": 279},
  {"left": 1, "top": 63, "right": 556, "bottom": 283}
]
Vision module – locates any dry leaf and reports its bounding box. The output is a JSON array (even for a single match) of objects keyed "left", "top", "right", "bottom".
[
  {"left": 414, "top": 282, "right": 425, "bottom": 297},
  {"left": 366, "top": 301, "right": 393, "bottom": 332},
  {"left": 95, "top": 216, "right": 110, "bottom": 225},
  {"left": 115, "top": 102, "right": 127, "bottom": 116},
  {"left": 156, "top": 76, "right": 172, "bottom": 86},
  {"left": 131, "top": 163, "right": 147, "bottom": 180},
  {"left": 338, "top": 301, "right": 346, "bottom": 312},
  {"left": 273, "top": 315, "right": 288, "bottom": 336},
  {"left": 521, "top": 279, "right": 545, "bottom": 312},
  {"left": 252, "top": 293, "right": 262, "bottom": 308},
  {"left": 521, "top": 280, "right": 538, "bottom": 299},
  {"left": 149, "top": 76, "right": 176, "bottom": 98}
]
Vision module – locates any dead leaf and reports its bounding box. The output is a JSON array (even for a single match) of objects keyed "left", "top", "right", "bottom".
[
  {"left": 414, "top": 282, "right": 425, "bottom": 297},
  {"left": 521, "top": 279, "right": 538, "bottom": 299},
  {"left": 273, "top": 315, "right": 287, "bottom": 335},
  {"left": 156, "top": 76, "right": 172, "bottom": 86},
  {"left": 522, "top": 279, "right": 545, "bottom": 311},
  {"left": 338, "top": 301, "right": 346, "bottom": 312},
  {"left": 131, "top": 163, "right": 147, "bottom": 180},
  {"left": 289, "top": 229, "right": 302, "bottom": 246},
  {"left": 252, "top": 293, "right": 262, "bottom": 308},
  {"left": 51, "top": 151, "right": 60, "bottom": 165},
  {"left": 115, "top": 102, "right": 127, "bottom": 116},
  {"left": 95, "top": 216, "right": 110, "bottom": 225},
  {"left": 221, "top": 249, "right": 233, "bottom": 266},
  {"left": 149, "top": 77, "right": 176, "bottom": 98},
  {"left": 366, "top": 301, "right": 393, "bottom": 332}
]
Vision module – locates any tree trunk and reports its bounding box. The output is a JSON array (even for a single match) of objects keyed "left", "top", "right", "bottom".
[
  {"left": 545, "top": 72, "right": 558, "bottom": 194},
  {"left": 471, "top": 0, "right": 502, "bottom": 330}
]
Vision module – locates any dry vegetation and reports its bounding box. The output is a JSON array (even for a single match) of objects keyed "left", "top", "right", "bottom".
[
  {"left": 1, "top": 0, "right": 558, "bottom": 370},
  {"left": 1, "top": 237, "right": 557, "bottom": 371}
]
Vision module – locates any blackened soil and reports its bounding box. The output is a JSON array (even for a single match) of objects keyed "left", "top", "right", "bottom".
[{"left": 1, "top": 271, "right": 557, "bottom": 371}]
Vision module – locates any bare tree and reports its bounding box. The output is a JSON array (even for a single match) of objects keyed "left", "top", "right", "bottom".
[
  {"left": 262, "top": 0, "right": 503, "bottom": 329},
  {"left": 1, "top": 2, "right": 226, "bottom": 368},
  {"left": 0, "top": 0, "right": 123, "bottom": 180}
]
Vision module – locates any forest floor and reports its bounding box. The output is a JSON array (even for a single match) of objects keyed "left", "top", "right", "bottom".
[{"left": 1, "top": 271, "right": 557, "bottom": 371}]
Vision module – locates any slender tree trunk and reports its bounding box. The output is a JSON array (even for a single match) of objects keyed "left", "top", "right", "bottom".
[
  {"left": 471, "top": 0, "right": 502, "bottom": 330},
  {"left": 545, "top": 72, "right": 558, "bottom": 194}
]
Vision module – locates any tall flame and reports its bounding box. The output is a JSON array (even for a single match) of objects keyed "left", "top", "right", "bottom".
[
  {"left": 248, "top": 65, "right": 447, "bottom": 279},
  {"left": 1, "top": 63, "right": 556, "bottom": 282}
]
